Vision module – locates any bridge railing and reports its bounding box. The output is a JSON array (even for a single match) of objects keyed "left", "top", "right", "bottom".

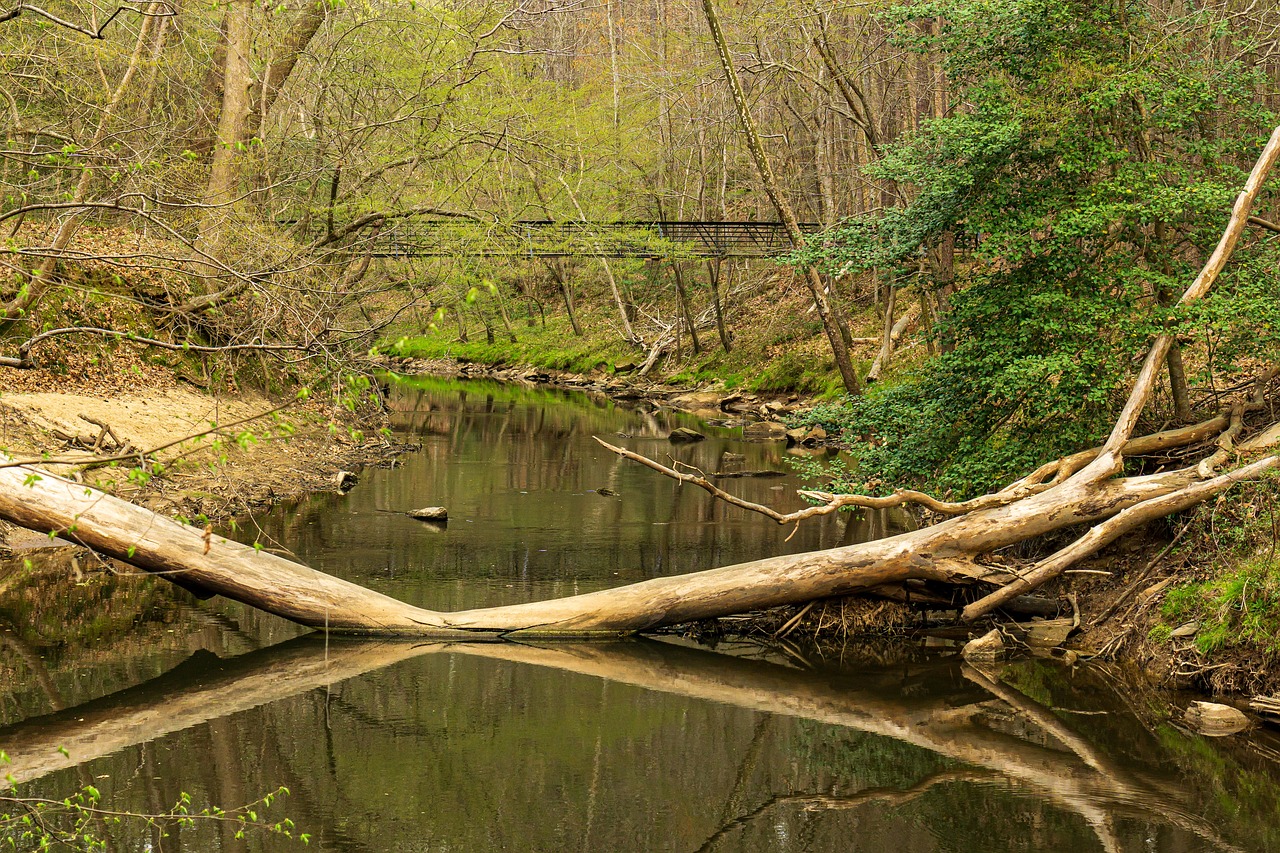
[{"left": 297, "top": 218, "right": 821, "bottom": 258}]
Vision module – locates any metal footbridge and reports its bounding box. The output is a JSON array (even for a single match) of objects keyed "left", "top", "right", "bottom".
[{"left": 342, "top": 219, "right": 820, "bottom": 259}]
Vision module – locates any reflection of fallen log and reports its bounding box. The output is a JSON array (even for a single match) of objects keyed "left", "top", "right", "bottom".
[
  {"left": 0, "top": 638, "right": 427, "bottom": 785},
  {"left": 458, "top": 641, "right": 1234, "bottom": 851},
  {"left": 0, "top": 636, "right": 1240, "bottom": 851}
]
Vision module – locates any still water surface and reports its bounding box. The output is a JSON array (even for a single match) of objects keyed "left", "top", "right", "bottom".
[{"left": 4, "top": 376, "right": 1280, "bottom": 852}]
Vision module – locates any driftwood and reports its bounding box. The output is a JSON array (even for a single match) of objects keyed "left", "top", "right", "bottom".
[
  {"left": 1248, "top": 695, "right": 1280, "bottom": 721},
  {"left": 0, "top": 128, "right": 1279, "bottom": 638}
]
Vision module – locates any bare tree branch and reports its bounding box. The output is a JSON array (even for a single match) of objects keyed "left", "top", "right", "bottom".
[{"left": 0, "top": 1, "right": 173, "bottom": 39}]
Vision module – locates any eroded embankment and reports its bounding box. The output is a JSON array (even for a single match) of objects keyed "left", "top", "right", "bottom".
[{"left": 0, "top": 371, "right": 403, "bottom": 554}]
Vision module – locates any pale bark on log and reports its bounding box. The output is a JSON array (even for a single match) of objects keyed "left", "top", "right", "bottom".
[
  {"left": 0, "top": 446, "right": 1262, "bottom": 636},
  {"left": 1, "top": 129, "right": 1276, "bottom": 643},
  {"left": 1078, "top": 125, "right": 1280, "bottom": 483}
]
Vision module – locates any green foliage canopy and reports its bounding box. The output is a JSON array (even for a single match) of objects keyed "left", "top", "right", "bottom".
[{"left": 791, "top": 0, "right": 1280, "bottom": 497}]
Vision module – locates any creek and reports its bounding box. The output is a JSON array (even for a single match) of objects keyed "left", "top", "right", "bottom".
[{"left": 3, "top": 375, "right": 1280, "bottom": 852}]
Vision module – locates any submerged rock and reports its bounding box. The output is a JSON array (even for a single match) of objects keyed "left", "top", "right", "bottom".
[
  {"left": 742, "top": 421, "right": 788, "bottom": 441},
  {"left": 719, "top": 451, "right": 747, "bottom": 472},
  {"left": 408, "top": 506, "right": 448, "bottom": 522},
  {"left": 1185, "top": 701, "right": 1249, "bottom": 736}
]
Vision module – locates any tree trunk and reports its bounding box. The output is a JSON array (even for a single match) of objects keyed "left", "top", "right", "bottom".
[
  {"left": 706, "top": 258, "right": 732, "bottom": 352},
  {"left": 547, "top": 260, "right": 583, "bottom": 336},
  {"left": 701, "top": 0, "right": 862, "bottom": 396},
  {"left": 866, "top": 282, "right": 896, "bottom": 382},
  {"left": 1153, "top": 221, "right": 1193, "bottom": 421},
  {"left": 555, "top": 174, "right": 639, "bottom": 346},
  {"left": 243, "top": 0, "right": 329, "bottom": 143},
  {"left": 193, "top": 0, "right": 253, "bottom": 292},
  {"left": 0, "top": 3, "right": 164, "bottom": 328},
  {"left": 671, "top": 261, "right": 702, "bottom": 355}
]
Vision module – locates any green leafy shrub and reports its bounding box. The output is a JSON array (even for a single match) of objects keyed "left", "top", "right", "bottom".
[{"left": 787, "top": 0, "right": 1278, "bottom": 497}]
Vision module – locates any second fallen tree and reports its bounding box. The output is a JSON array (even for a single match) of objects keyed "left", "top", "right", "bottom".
[{"left": 1, "top": 127, "right": 1279, "bottom": 638}]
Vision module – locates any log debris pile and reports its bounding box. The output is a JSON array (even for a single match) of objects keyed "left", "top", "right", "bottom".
[{"left": 1, "top": 128, "right": 1280, "bottom": 639}]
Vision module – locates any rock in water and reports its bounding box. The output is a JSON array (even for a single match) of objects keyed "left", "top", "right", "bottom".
[
  {"left": 333, "top": 470, "right": 359, "bottom": 492},
  {"left": 408, "top": 506, "right": 448, "bottom": 522},
  {"left": 742, "top": 421, "right": 787, "bottom": 441},
  {"left": 668, "top": 427, "right": 706, "bottom": 443},
  {"left": 1184, "top": 701, "right": 1249, "bottom": 736},
  {"left": 962, "top": 629, "right": 1005, "bottom": 662},
  {"left": 785, "top": 426, "right": 828, "bottom": 447},
  {"left": 718, "top": 451, "right": 746, "bottom": 474}
]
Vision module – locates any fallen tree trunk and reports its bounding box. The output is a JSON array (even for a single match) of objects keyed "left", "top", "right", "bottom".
[
  {"left": 1, "top": 127, "right": 1277, "bottom": 639},
  {"left": 1, "top": 434, "right": 1274, "bottom": 636}
]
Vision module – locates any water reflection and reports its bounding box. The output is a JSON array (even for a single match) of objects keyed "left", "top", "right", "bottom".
[
  {"left": 263, "top": 375, "right": 911, "bottom": 612},
  {"left": 5, "top": 377, "right": 1280, "bottom": 852},
  {"left": 4, "top": 635, "right": 1280, "bottom": 852}
]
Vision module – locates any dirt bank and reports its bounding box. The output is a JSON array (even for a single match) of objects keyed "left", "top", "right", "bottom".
[{"left": 1, "top": 367, "right": 402, "bottom": 554}]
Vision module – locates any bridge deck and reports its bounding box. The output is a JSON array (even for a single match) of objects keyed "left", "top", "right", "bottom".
[{"left": 355, "top": 219, "right": 819, "bottom": 258}]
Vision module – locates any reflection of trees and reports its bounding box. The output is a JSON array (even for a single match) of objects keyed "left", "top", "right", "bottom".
[
  {"left": 460, "top": 642, "right": 1237, "bottom": 853},
  {"left": 1, "top": 637, "right": 1263, "bottom": 851},
  {"left": 695, "top": 768, "right": 998, "bottom": 853},
  {"left": 0, "top": 554, "right": 304, "bottom": 725},
  {"left": 0, "top": 640, "right": 426, "bottom": 785},
  {"left": 250, "top": 379, "right": 859, "bottom": 612}
]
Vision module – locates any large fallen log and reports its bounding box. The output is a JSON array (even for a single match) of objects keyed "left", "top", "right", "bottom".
[
  {"left": 0, "top": 442, "right": 1271, "bottom": 637},
  {"left": 0, "top": 126, "right": 1277, "bottom": 638}
]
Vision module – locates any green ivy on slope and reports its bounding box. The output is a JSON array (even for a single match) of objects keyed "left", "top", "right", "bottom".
[{"left": 790, "top": 0, "right": 1280, "bottom": 497}]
